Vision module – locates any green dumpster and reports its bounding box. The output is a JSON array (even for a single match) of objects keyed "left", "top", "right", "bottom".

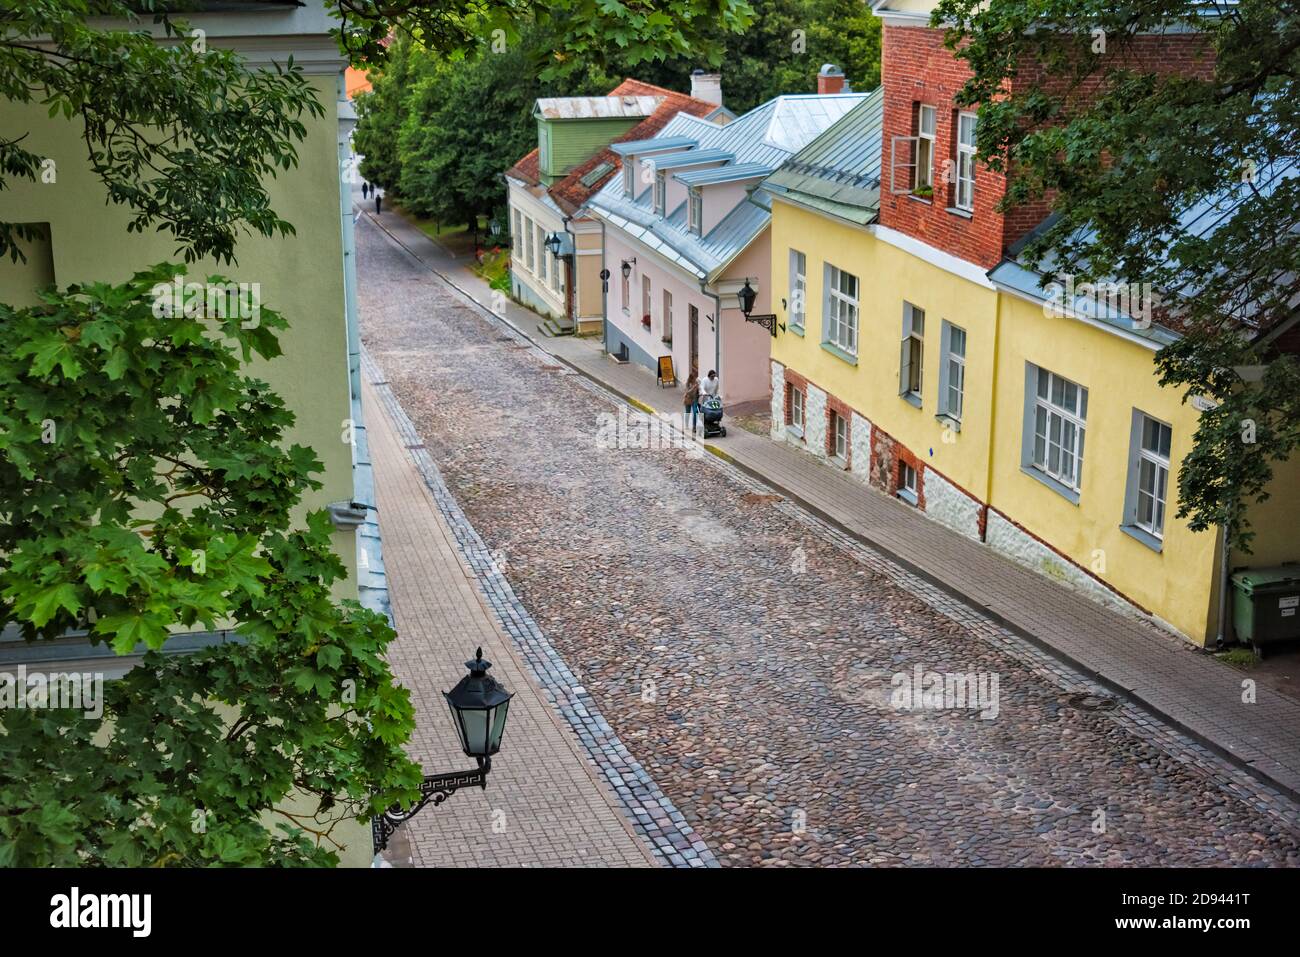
[{"left": 1231, "top": 565, "right": 1300, "bottom": 647}]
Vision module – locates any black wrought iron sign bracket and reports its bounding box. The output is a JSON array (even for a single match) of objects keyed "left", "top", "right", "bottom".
[
  {"left": 744, "top": 313, "right": 784, "bottom": 337},
  {"left": 372, "top": 762, "right": 489, "bottom": 852}
]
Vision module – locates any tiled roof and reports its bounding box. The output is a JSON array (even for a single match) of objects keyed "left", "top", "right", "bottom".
[
  {"left": 586, "top": 92, "right": 869, "bottom": 280},
  {"left": 505, "top": 80, "right": 719, "bottom": 216}
]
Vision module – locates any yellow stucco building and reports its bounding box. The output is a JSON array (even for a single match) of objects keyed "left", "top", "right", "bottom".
[{"left": 762, "top": 11, "right": 1298, "bottom": 647}]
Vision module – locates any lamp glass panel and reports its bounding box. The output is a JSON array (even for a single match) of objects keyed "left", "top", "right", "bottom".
[
  {"left": 489, "top": 700, "right": 511, "bottom": 752},
  {"left": 459, "top": 708, "right": 489, "bottom": 756}
]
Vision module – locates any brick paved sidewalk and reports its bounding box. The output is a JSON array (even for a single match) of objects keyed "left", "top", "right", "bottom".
[
  {"left": 363, "top": 373, "right": 656, "bottom": 867},
  {"left": 361, "top": 204, "right": 1300, "bottom": 803}
]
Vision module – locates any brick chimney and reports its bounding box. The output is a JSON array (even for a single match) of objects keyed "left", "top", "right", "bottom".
[
  {"left": 817, "top": 63, "right": 846, "bottom": 94},
  {"left": 690, "top": 69, "right": 723, "bottom": 107}
]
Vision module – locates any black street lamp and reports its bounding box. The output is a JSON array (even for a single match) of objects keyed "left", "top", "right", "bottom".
[
  {"left": 543, "top": 232, "right": 563, "bottom": 258},
  {"left": 620, "top": 258, "right": 636, "bottom": 280},
  {"left": 372, "top": 648, "right": 514, "bottom": 853},
  {"left": 737, "top": 279, "right": 784, "bottom": 337}
]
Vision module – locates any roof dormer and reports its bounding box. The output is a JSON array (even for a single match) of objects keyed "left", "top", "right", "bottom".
[{"left": 533, "top": 95, "right": 661, "bottom": 184}]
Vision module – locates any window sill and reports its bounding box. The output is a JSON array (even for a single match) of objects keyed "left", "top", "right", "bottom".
[
  {"left": 787, "top": 424, "right": 805, "bottom": 440},
  {"left": 1020, "top": 465, "right": 1081, "bottom": 505},
  {"left": 788, "top": 323, "right": 805, "bottom": 337},
  {"left": 897, "top": 487, "right": 919, "bottom": 506},
  {"left": 936, "top": 412, "right": 961, "bottom": 432},
  {"left": 1120, "top": 524, "right": 1164, "bottom": 553},
  {"left": 901, "top": 391, "right": 922, "bottom": 410},
  {"left": 946, "top": 206, "right": 973, "bottom": 219},
  {"left": 829, "top": 455, "right": 849, "bottom": 470},
  {"left": 907, "top": 193, "right": 934, "bottom": 205},
  {"left": 820, "top": 341, "right": 858, "bottom": 366}
]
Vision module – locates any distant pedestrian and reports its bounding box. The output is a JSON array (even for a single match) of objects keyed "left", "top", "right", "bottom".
[
  {"left": 683, "top": 372, "right": 701, "bottom": 435},
  {"left": 375, "top": 192, "right": 382, "bottom": 216},
  {"left": 362, "top": 181, "right": 369, "bottom": 199},
  {"left": 702, "top": 369, "right": 719, "bottom": 399}
]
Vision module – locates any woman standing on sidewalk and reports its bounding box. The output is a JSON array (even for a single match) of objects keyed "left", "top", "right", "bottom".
[{"left": 683, "top": 372, "right": 701, "bottom": 436}]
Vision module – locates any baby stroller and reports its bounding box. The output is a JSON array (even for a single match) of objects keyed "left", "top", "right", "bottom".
[{"left": 701, "top": 394, "right": 726, "bottom": 438}]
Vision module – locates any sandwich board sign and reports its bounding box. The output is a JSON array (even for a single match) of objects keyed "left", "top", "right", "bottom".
[{"left": 657, "top": 355, "right": 676, "bottom": 388}]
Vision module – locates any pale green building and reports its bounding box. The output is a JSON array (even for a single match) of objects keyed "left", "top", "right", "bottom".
[{"left": 0, "top": 0, "right": 379, "bottom": 867}]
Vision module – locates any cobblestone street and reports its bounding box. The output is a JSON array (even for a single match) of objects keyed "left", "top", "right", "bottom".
[{"left": 358, "top": 215, "right": 1300, "bottom": 867}]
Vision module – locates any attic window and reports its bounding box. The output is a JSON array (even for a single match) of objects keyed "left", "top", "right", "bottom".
[
  {"left": 653, "top": 170, "right": 667, "bottom": 215},
  {"left": 580, "top": 161, "right": 615, "bottom": 188},
  {"left": 688, "top": 188, "right": 702, "bottom": 236},
  {"left": 623, "top": 161, "right": 634, "bottom": 197}
]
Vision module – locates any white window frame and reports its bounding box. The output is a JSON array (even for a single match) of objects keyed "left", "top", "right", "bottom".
[
  {"left": 899, "top": 461, "right": 918, "bottom": 504},
  {"left": 662, "top": 288, "right": 673, "bottom": 343},
  {"left": 789, "top": 385, "right": 804, "bottom": 435},
  {"left": 831, "top": 410, "right": 848, "bottom": 462},
  {"left": 688, "top": 188, "right": 703, "bottom": 236},
  {"left": 653, "top": 170, "right": 666, "bottom": 216},
  {"left": 1028, "top": 367, "right": 1088, "bottom": 495},
  {"left": 938, "top": 321, "right": 966, "bottom": 422},
  {"left": 536, "top": 225, "right": 547, "bottom": 283},
  {"left": 899, "top": 302, "right": 925, "bottom": 403},
  {"left": 512, "top": 208, "right": 522, "bottom": 256},
  {"left": 916, "top": 105, "right": 935, "bottom": 190},
  {"left": 789, "top": 249, "right": 807, "bottom": 330},
  {"left": 1125, "top": 411, "right": 1171, "bottom": 543},
  {"left": 641, "top": 274, "right": 652, "bottom": 326},
  {"left": 823, "top": 264, "right": 859, "bottom": 356},
  {"left": 525, "top": 217, "right": 535, "bottom": 273},
  {"left": 623, "top": 160, "right": 635, "bottom": 197},
  {"left": 955, "top": 112, "right": 977, "bottom": 212}
]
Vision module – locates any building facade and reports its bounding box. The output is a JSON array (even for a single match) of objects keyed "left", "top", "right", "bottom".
[
  {"left": 505, "top": 79, "right": 721, "bottom": 335},
  {"left": 763, "top": 0, "right": 1298, "bottom": 645},
  {"left": 585, "top": 73, "right": 867, "bottom": 406},
  {"left": 0, "top": 0, "right": 376, "bottom": 864}
]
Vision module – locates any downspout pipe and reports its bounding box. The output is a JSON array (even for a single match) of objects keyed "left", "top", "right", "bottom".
[
  {"left": 702, "top": 277, "right": 722, "bottom": 386},
  {"left": 562, "top": 214, "right": 576, "bottom": 327},
  {"left": 598, "top": 218, "right": 608, "bottom": 356},
  {"left": 1216, "top": 521, "right": 1232, "bottom": 648}
]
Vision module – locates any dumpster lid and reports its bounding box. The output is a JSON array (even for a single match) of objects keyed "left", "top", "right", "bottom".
[{"left": 1231, "top": 564, "right": 1300, "bottom": 590}]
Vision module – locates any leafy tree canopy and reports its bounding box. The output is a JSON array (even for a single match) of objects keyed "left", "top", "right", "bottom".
[
  {"left": 355, "top": 1, "right": 882, "bottom": 222},
  {"left": 934, "top": 0, "right": 1299, "bottom": 550},
  {"left": 0, "top": 264, "right": 422, "bottom": 864}
]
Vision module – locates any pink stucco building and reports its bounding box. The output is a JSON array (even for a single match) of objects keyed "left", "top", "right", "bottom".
[{"left": 582, "top": 77, "right": 867, "bottom": 407}]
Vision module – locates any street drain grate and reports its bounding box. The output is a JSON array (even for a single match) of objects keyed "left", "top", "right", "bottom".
[{"left": 1064, "top": 691, "right": 1118, "bottom": 712}]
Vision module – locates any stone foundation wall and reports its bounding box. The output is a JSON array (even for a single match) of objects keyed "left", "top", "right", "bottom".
[
  {"left": 923, "top": 467, "right": 983, "bottom": 541},
  {"left": 985, "top": 510, "right": 1134, "bottom": 614}
]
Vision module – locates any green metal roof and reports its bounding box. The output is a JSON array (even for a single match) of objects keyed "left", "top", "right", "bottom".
[{"left": 762, "top": 88, "right": 884, "bottom": 226}]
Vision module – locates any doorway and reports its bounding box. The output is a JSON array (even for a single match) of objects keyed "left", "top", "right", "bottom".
[{"left": 688, "top": 304, "right": 699, "bottom": 376}]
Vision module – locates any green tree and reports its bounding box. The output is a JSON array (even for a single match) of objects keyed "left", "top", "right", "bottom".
[
  {"left": 934, "top": 0, "right": 1299, "bottom": 551},
  {"left": 0, "top": 0, "right": 326, "bottom": 265},
  {"left": 396, "top": 41, "right": 540, "bottom": 226},
  {"left": 0, "top": 266, "right": 422, "bottom": 865},
  {"left": 0, "top": 0, "right": 418, "bottom": 866},
  {"left": 355, "top": 0, "right": 881, "bottom": 218},
  {"left": 354, "top": 33, "right": 415, "bottom": 190},
  {"left": 3, "top": 0, "right": 755, "bottom": 864}
]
